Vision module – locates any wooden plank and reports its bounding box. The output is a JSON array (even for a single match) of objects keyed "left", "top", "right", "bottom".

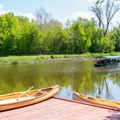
[{"left": 0, "top": 98, "right": 120, "bottom": 120}]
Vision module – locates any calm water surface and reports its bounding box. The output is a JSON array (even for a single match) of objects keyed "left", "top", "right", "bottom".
[{"left": 0, "top": 60, "right": 120, "bottom": 101}]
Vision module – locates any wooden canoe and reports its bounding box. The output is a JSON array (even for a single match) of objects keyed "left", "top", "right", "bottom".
[
  {"left": 73, "top": 92, "right": 120, "bottom": 110},
  {"left": 0, "top": 85, "right": 61, "bottom": 111}
]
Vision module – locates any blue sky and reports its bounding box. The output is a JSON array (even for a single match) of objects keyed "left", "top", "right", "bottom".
[{"left": 0, "top": 0, "right": 120, "bottom": 26}]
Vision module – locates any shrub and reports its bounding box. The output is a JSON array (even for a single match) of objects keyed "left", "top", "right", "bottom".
[{"left": 11, "top": 61, "right": 18, "bottom": 65}]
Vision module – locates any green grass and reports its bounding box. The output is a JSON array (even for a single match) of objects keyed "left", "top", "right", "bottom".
[{"left": 0, "top": 52, "right": 120, "bottom": 65}]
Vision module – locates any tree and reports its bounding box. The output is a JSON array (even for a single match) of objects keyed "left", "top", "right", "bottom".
[
  {"left": 90, "top": 0, "right": 120, "bottom": 36},
  {"left": 90, "top": 28, "right": 114, "bottom": 53},
  {"left": 70, "top": 18, "right": 95, "bottom": 54},
  {"left": 43, "top": 26, "right": 70, "bottom": 54},
  {"left": 112, "top": 25, "right": 120, "bottom": 52},
  {"left": 0, "top": 13, "right": 19, "bottom": 55},
  {"left": 16, "top": 16, "right": 44, "bottom": 55},
  {"left": 35, "top": 7, "right": 52, "bottom": 32}
]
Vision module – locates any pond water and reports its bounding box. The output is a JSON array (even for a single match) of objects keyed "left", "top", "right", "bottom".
[{"left": 0, "top": 60, "right": 120, "bottom": 101}]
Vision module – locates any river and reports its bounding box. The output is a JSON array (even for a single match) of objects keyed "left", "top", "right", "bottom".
[{"left": 0, "top": 60, "right": 120, "bottom": 101}]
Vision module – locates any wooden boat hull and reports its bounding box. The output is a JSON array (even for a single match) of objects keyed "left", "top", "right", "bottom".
[
  {"left": 73, "top": 92, "right": 120, "bottom": 110},
  {"left": 94, "top": 62, "right": 119, "bottom": 67},
  {"left": 94, "top": 56, "right": 120, "bottom": 67},
  {"left": 0, "top": 85, "right": 61, "bottom": 111}
]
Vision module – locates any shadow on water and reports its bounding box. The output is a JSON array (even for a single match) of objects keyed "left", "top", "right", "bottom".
[{"left": 0, "top": 60, "right": 120, "bottom": 101}]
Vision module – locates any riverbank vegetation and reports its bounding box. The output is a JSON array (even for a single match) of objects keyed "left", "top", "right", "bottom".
[
  {"left": 0, "top": 12, "right": 119, "bottom": 55},
  {"left": 0, "top": 0, "right": 120, "bottom": 64},
  {"left": 0, "top": 52, "right": 120, "bottom": 65}
]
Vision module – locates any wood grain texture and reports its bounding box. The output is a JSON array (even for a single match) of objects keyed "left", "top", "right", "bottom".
[{"left": 1, "top": 97, "right": 120, "bottom": 120}]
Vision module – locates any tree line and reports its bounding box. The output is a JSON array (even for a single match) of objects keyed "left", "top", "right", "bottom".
[{"left": 0, "top": 0, "right": 120, "bottom": 55}]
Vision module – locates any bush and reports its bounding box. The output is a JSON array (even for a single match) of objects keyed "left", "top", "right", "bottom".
[
  {"left": 11, "top": 61, "right": 18, "bottom": 65},
  {"left": 50, "top": 55, "right": 55, "bottom": 59}
]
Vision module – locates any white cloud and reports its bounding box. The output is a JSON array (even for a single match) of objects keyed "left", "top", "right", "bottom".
[
  {"left": 18, "top": 13, "right": 36, "bottom": 21},
  {"left": 0, "top": 4, "right": 35, "bottom": 21},
  {"left": 114, "top": 0, "right": 120, "bottom": 5},
  {"left": 0, "top": 4, "right": 6, "bottom": 15},
  {"left": 0, "top": 4, "right": 3, "bottom": 9},
  {"left": 72, "top": 11, "right": 92, "bottom": 20}
]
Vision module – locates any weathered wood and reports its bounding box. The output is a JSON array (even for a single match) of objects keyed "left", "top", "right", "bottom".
[{"left": 0, "top": 97, "right": 120, "bottom": 120}]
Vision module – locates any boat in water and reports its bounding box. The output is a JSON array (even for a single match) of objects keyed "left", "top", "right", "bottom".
[
  {"left": 94, "top": 56, "right": 120, "bottom": 67},
  {"left": 0, "top": 85, "right": 61, "bottom": 111},
  {"left": 73, "top": 92, "right": 120, "bottom": 110}
]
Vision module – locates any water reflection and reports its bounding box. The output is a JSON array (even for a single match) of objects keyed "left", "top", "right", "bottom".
[
  {"left": 0, "top": 60, "right": 120, "bottom": 101},
  {"left": 56, "top": 85, "right": 73, "bottom": 99}
]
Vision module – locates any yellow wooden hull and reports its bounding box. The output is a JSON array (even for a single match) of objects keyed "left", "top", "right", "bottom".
[
  {"left": 73, "top": 92, "right": 120, "bottom": 110},
  {"left": 0, "top": 85, "right": 61, "bottom": 111}
]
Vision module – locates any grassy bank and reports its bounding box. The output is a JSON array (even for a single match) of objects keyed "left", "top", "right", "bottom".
[{"left": 0, "top": 52, "right": 120, "bottom": 65}]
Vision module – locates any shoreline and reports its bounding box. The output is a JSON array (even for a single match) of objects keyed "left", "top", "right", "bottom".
[
  {"left": 0, "top": 53, "right": 119, "bottom": 65},
  {"left": 0, "top": 57, "right": 94, "bottom": 65},
  {"left": 42, "top": 57, "right": 94, "bottom": 62}
]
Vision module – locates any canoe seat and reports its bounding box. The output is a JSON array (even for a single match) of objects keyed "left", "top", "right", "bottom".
[
  {"left": 28, "top": 90, "right": 48, "bottom": 98},
  {"left": 17, "top": 96, "right": 36, "bottom": 102},
  {"left": 39, "top": 90, "right": 48, "bottom": 94}
]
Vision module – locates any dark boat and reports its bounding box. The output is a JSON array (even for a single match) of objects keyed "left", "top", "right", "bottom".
[{"left": 94, "top": 56, "right": 120, "bottom": 67}]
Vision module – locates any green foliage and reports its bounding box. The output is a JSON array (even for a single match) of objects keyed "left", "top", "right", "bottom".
[
  {"left": 89, "top": 28, "right": 114, "bottom": 53},
  {"left": 112, "top": 26, "right": 120, "bottom": 52},
  {"left": 11, "top": 60, "right": 18, "bottom": 65},
  {"left": 0, "top": 12, "right": 119, "bottom": 56},
  {"left": 70, "top": 18, "right": 95, "bottom": 54},
  {"left": 50, "top": 55, "right": 55, "bottom": 59}
]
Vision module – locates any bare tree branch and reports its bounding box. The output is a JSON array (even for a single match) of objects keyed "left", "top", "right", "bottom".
[
  {"left": 89, "top": 0, "right": 120, "bottom": 36},
  {"left": 35, "top": 7, "right": 51, "bottom": 26}
]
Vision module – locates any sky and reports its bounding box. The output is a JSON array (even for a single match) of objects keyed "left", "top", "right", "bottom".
[{"left": 0, "top": 0, "right": 120, "bottom": 26}]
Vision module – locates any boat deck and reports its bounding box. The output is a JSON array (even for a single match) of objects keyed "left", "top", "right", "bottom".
[{"left": 1, "top": 97, "right": 120, "bottom": 120}]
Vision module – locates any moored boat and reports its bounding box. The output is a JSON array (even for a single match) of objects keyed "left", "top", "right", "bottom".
[
  {"left": 94, "top": 56, "right": 120, "bottom": 67},
  {"left": 73, "top": 92, "right": 120, "bottom": 110},
  {"left": 0, "top": 85, "right": 61, "bottom": 111}
]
